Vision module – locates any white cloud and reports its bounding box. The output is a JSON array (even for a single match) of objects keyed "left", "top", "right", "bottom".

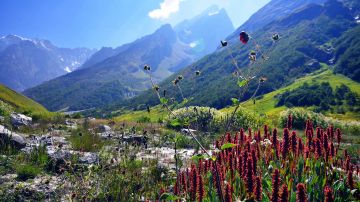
[{"left": 148, "top": 0, "right": 182, "bottom": 20}]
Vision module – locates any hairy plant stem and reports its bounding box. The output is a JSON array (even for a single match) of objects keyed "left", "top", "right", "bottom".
[{"left": 147, "top": 71, "right": 223, "bottom": 201}]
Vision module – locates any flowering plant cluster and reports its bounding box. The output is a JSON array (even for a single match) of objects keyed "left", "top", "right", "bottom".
[{"left": 165, "top": 117, "right": 359, "bottom": 201}]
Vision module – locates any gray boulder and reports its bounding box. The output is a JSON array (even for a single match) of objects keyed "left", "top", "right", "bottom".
[
  {"left": 98, "top": 125, "right": 112, "bottom": 132},
  {"left": 0, "top": 125, "right": 27, "bottom": 149},
  {"left": 78, "top": 152, "right": 99, "bottom": 164},
  {"left": 10, "top": 113, "right": 32, "bottom": 126}
]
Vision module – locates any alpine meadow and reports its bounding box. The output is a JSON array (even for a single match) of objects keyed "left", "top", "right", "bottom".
[{"left": 0, "top": 0, "right": 360, "bottom": 201}]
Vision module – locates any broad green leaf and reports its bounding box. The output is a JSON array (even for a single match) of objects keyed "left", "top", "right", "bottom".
[
  {"left": 191, "top": 154, "right": 210, "bottom": 161},
  {"left": 221, "top": 143, "right": 238, "bottom": 150}
]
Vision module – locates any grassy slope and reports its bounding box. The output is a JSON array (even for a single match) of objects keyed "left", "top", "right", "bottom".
[
  {"left": 0, "top": 84, "right": 51, "bottom": 118},
  {"left": 114, "top": 106, "right": 167, "bottom": 123},
  {"left": 222, "top": 66, "right": 360, "bottom": 121},
  {"left": 115, "top": 66, "right": 360, "bottom": 123}
]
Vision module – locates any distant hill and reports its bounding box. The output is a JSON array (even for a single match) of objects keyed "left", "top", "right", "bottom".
[
  {"left": 0, "top": 35, "right": 96, "bottom": 91},
  {"left": 24, "top": 6, "right": 235, "bottom": 111},
  {"left": 109, "top": 0, "right": 358, "bottom": 113}
]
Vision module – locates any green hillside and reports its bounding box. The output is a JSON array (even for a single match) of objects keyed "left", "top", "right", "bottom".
[
  {"left": 0, "top": 84, "right": 52, "bottom": 119},
  {"left": 222, "top": 66, "right": 360, "bottom": 121}
]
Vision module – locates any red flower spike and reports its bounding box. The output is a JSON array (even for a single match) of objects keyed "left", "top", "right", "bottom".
[
  {"left": 181, "top": 172, "right": 187, "bottom": 192},
  {"left": 252, "top": 149, "right": 257, "bottom": 175},
  {"left": 240, "top": 128, "right": 245, "bottom": 142},
  {"left": 197, "top": 174, "right": 205, "bottom": 202},
  {"left": 254, "top": 176, "right": 262, "bottom": 201},
  {"left": 282, "top": 128, "right": 290, "bottom": 159},
  {"left": 237, "top": 155, "right": 243, "bottom": 177},
  {"left": 291, "top": 131, "right": 297, "bottom": 154},
  {"left": 345, "top": 156, "right": 351, "bottom": 171},
  {"left": 296, "top": 183, "right": 307, "bottom": 202},
  {"left": 215, "top": 140, "right": 220, "bottom": 149},
  {"left": 271, "top": 169, "right": 280, "bottom": 202},
  {"left": 245, "top": 156, "right": 254, "bottom": 194},
  {"left": 280, "top": 184, "right": 289, "bottom": 202},
  {"left": 226, "top": 132, "right": 232, "bottom": 143},
  {"left": 344, "top": 149, "right": 348, "bottom": 158},
  {"left": 242, "top": 151, "right": 248, "bottom": 178},
  {"left": 329, "top": 125, "right": 334, "bottom": 140},
  {"left": 347, "top": 171, "right": 354, "bottom": 190},
  {"left": 330, "top": 142, "right": 335, "bottom": 158},
  {"left": 336, "top": 128, "right": 341, "bottom": 148},
  {"left": 272, "top": 128, "right": 278, "bottom": 149},
  {"left": 190, "top": 165, "right": 198, "bottom": 201},
  {"left": 174, "top": 178, "right": 180, "bottom": 196},
  {"left": 225, "top": 183, "right": 233, "bottom": 202},
  {"left": 323, "top": 133, "right": 329, "bottom": 156},
  {"left": 324, "top": 186, "right": 334, "bottom": 202},
  {"left": 314, "top": 138, "right": 322, "bottom": 158},
  {"left": 264, "top": 125, "right": 269, "bottom": 139},
  {"left": 297, "top": 138, "right": 304, "bottom": 156},
  {"left": 287, "top": 114, "right": 292, "bottom": 129}
]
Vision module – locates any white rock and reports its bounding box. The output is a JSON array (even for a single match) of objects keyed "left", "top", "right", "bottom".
[{"left": 10, "top": 113, "right": 32, "bottom": 126}]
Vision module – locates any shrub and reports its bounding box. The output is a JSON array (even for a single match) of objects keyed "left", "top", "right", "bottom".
[
  {"left": 166, "top": 106, "right": 224, "bottom": 131},
  {"left": 230, "top": 107, "right": 265, "bottom": 130},
  {"left": 279, "top": 108, "right": 360, "bottom": 135},
  {"left": 16, "top": 164, "right": 40, "bottom": 181}
]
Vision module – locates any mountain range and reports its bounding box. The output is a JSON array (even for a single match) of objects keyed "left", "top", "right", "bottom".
[
  {"left": 0, "top": 35, "right": 96, "bottom": 91},
  {"left": 24, "top": 6, "right": 234, "bottom": 111}
]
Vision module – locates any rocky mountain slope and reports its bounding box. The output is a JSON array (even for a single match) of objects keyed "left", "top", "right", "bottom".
[{"left": 0, "top": 35, "right": 96, "bottom": 91}]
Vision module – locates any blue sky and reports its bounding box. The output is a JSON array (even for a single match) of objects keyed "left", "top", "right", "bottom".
[{"left": 0, "top": 0, "right": 270, "bottom": 49}]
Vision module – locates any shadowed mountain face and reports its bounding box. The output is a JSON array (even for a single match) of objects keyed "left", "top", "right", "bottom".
[
  {"left": 231, "top": 0, "right": 327, "bottom": 33},
  {"left": 0, "top": 35, "right": 96, "bottom": 91},
  {"left": 24, "top": 7, "right": 235, "bottom": 111},
  {"left": 105, "top": 0, "right": 357, "bottom": 113}
]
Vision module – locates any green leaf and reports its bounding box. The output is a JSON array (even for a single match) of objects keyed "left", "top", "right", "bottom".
[
  {"left": 231, "top": 98, "right": 240, "bottom": 105},
  {"left": 191, "top": 154, "right": 210, "bottom": 161},
  {"left": 170, "top": 119, "right": 182, "bottom": 127},
  {"left": 237, "top": 79, "right": 249, "bottom": 88},
  {"left": 221, "top": 143, "right": 238, "bottom": 150},
  {"left": 159, "top": 193, "right": 181, "bottom": 200},
  {"left": 160, "top": 97, "right": 168, "bottom": 104}
]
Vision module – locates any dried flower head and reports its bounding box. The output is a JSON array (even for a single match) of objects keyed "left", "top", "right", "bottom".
[{"left": 143, "top": 65, "right": 151, "bottom": 71}]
